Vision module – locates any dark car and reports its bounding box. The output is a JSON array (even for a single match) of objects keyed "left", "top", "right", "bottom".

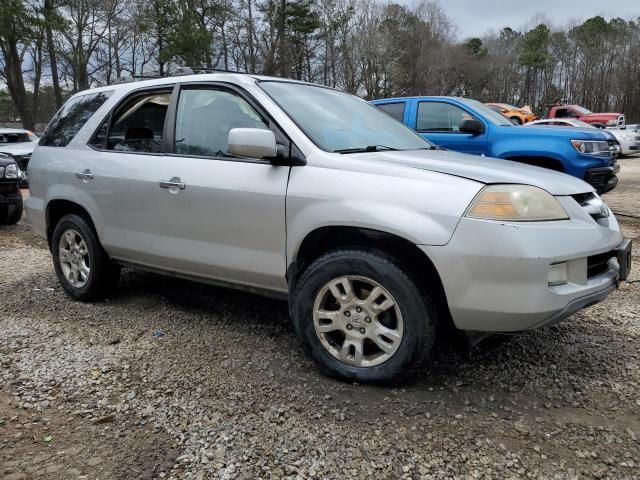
[{"left": 0, "top": 153, "right": 23, "bottom": 224}]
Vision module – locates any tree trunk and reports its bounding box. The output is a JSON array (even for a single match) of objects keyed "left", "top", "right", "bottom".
[{"left": 44, "top": 0, "right": 63, "bottom": 108}]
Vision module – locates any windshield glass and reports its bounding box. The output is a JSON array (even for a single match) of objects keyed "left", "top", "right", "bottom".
[
  {"left": 461, "top": 98, "right": 514, "bottom": 126},
  {"left": 259, "top": 81, "right": 432, "bottom": 152},
  {"left": 573, "top": 106, "right": 592, "bottom": 115},
  {"left": 0, "top": 131, "right": 38, "bottom": 143}
]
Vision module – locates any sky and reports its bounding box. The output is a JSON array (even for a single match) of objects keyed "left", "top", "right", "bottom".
[{"left": 420, "top": 0, "right": 640, "bottom": 39}]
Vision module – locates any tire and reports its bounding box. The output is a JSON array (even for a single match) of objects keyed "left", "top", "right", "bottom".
[
  {"left": 0, "top": 194, "right": 23, "bottom": 225},
  {"left": 51, "top": 213, "right": 120, "bottom": 301},
  {"left": 290, "top": 249, "right": 437, "bottom": 384},
  {"left": 510, "top": 116, "right": 523, "bottom": 125}
]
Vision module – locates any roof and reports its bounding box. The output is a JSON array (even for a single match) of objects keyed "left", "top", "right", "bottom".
[{"left": 71, "top": 73, "right": 320, "bottom": 97}]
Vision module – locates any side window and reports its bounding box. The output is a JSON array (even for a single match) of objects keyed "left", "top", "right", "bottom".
[
  {"left": 174, "top": 88, "right": 268, "bottom": 157},
  {"left": 416, "top": 102, "right": 479, "bottom": 132},
  {"left": 376, "top": 102, "right": 405, "bottom": 122},
  {"left": 555, "top": 108, "right": 569, "bottom": 118},
  {"left": 90, "top": 90, "right": 171, "bottom": 153},
  {"left": 40, "top": 91, "right": 112, "bottom": 147}
]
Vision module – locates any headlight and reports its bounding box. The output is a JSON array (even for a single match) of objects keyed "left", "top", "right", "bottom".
[
  {"left": 466, "top": 185, "right": 569, "bottom": 222},
  {"left": 571, "top": 139, "right": 610, "bottom": 155},
  {"left": 4, "top": 163, "right": 18, "bottom": 179}
]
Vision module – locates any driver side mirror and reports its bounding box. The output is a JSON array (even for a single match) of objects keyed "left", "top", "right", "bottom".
[
  {"left": 459, "top": 119, "right": 485, "bottom": 135},
  {"left": 228, "top": 128, "right": 277, "bottom": 159}
]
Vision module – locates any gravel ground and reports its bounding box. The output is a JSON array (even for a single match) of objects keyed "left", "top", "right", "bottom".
[{"left": 1, "top": 159, "right": 639, "bottom": 480}]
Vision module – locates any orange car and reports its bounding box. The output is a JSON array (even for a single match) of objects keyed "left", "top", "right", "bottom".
[{"left": 485, "top": 103, "right": 537, "bottom": 124}]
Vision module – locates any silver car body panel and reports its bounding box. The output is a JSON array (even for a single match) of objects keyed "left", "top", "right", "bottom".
[{"left": 25, "top": 73, "right": 626, "bottom": 332}]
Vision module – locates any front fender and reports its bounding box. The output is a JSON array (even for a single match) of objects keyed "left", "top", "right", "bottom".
[{"left": 285, "top": 157, "right": 483, "bottom": 263}]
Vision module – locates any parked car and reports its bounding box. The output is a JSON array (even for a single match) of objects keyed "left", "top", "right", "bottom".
[
  {"left": 0, "top": 128, "right": 39, "bottom": 186},
  {"left": 0, "top": 152, "right": 24, "bottom": 224},
  {"left": 371, "top": 96, "right": 620, "bottom": 194},
  {"left": 545, "top": 104, "right": 625, "bottom": 129},
  {"left": 527, "top": 118, "right": 639, "bottom": 156},
  {"left": 25, "top": 74, "right": 632, "bottom": 383},
  {"left": 485, "top": 103, "right": 537, "bottom": 124}
]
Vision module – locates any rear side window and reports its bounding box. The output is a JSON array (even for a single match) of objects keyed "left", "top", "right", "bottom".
[
  {"left": 40, "top": 91, "right": 112, "bottom": 147},
  {"left": 376, "top": 102, "right": 406, "bottom": 122},
  {"left": 89, "top": 89, "right": 171, "bottom": 153}
]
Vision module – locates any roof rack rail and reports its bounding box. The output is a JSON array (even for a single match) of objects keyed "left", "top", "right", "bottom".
[{"left": 180, "top": 66, "right": 251, "bottom": 75}]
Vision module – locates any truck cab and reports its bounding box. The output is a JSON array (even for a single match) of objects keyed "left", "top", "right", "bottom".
[
  {"left": 371, "top": 96, "right": 619, "bottom": 194},
  {"left": 546, "top": 104, "right": 625, "bottom": 129}
]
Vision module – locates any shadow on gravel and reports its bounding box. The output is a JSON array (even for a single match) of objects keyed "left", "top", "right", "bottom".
[{"left": 107, "top": 269, "right": 630, "bottom": 400}]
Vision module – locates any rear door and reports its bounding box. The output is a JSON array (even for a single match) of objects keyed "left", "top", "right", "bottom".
[
  {"left": 81, "top": 85, "right": 174, "bottom": 267},
  {"left": 159, "top": 83, "right": 291, "bottom": 292},
  {"left": 410, "top": 99, "right": 488, "bottom": 155}
]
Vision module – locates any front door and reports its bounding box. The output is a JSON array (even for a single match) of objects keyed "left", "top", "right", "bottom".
[
  {"left": 160, "top": 85, "right": 290, "bottom": 292},
  {"left": 413, "top": 100, "right": 488, "bottom": 155}
]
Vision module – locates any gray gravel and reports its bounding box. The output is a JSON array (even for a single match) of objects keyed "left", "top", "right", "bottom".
[{"left": 1, "top": 169, "right": 639, "bottom": 479}]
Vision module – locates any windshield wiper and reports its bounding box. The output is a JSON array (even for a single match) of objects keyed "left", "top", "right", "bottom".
[{"left": 333, "top": 145, "right": 398, "bottom": 154}]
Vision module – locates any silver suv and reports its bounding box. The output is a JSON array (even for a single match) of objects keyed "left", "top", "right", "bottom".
[{"left": 25, "top": 73, "right": 632, "bottom": 383}]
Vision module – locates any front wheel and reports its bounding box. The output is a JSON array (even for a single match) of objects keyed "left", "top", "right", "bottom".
[
  {"left": 51, "top": 213, "right": 120, "bottom": 301},
  {"left": 0, "top": 194, "right": 23, "bottom": 225},
  {"left": 510, "top": 116, "right": 523, "bottom": 125},
  {"left": 291, "top": 249, "right": 437, "bottom": 384}
]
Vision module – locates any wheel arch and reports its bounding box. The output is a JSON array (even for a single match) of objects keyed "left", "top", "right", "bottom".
[
  {"left": 45, "top": 199, "right": 97, "bottom": 249},
  {"left": 288, "top": 225, "right": 453, "bottom": 329},
  {"left": 505, "top": 155, "right": 565, "bottom": 172}
]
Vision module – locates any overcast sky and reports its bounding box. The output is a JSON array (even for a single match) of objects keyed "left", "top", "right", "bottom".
[{"left": 415, "top": 0, "right": 640, "bottom": 39}]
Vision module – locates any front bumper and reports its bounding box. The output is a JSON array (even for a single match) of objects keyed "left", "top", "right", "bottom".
[
  {"left": 0, "top": 182, "right": 21, "bottom": 204},
  {"left": 585, "top": 163, "right": 619, "bottom": 194},
  {"left": 419, "top": 204, "right": 629, "bottom": 332}
]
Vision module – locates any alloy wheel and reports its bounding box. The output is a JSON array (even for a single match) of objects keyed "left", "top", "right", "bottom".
[
  {"left": 58, "top": 229, "right": 91, "bottom": 288},
  {"left": 312, "top": 275, "right": 404, "bottom": 367}
]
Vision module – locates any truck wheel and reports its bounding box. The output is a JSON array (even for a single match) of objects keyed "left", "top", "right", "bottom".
[
  {"left": 51, "top": 213, "right": 120, "bottom": 301},
  {"left": 290, "top": 249, "right": 436, "bottom": 384},
  {"left": 0, "top": 195, "right": 23, "bottom": 225},
  {"left": 510, "top": 116, "right": 523, "bottom": 125}
]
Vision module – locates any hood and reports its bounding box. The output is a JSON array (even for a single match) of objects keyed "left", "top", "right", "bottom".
[
  {"left": 519, "top": 124, "right": 610, "bottom": 140},
  {"left": 0, "top": 143, "right": 36, "bottom": 156},
  {"left": 361, "top": 149, "right": 593, "bottom": 196},
  {"left": 584, "top": 112, "right": 620, "bottom": 119}
]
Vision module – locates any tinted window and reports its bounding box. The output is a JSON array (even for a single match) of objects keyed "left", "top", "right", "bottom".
[
  {"left": 40, "top": 91, "right": 112, "bottom": 147},
  {"left": 90, "top": 90, "right": 171, "bottom": 153},
  {"left": 376, "top": 102, "right": 406, "bottom": 122},
  {"left": 417, "top": 102, "right": 480, "bottom": 132},
  {"left": 174, "top": 89, "right": 267, "bottom": 157}
]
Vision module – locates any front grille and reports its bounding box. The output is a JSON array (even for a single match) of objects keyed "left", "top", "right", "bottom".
[
  {"left": 587, "top": 250, "right": 615, "bottom": 278},
  {"left": 14, "top": 154, "right": 31, "bottom": 171},
  {"left": 617, "top": 115, "right": 625, "bottom": 127},
  {"left": 571, "top": 192, "right": 610, "bottom": 220}
]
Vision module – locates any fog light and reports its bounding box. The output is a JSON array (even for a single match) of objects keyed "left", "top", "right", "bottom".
[{"left": 548, "top": 262, "right": 568, "bottom": 286}]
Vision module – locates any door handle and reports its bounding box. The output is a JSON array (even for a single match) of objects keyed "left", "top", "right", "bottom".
[
  {"left": 75, "top": 169, "right": 94, "bottom": 181},
  {"left": 159, "top": 177, "right": 186, "bottom": 190}
]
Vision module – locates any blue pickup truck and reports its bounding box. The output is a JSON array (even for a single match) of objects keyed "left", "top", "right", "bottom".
[{"left": 370, "top": 96, "right": 619, "bottom": 193}]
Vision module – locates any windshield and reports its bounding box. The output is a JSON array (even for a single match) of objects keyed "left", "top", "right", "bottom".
[
  {"left": 573, "top": 106, "right": 592, "bottom": 115},
  {"left": 461, "top": 98, "right": 514, "bottom": 126},
  {"left": 259, "top": 81, "right": 433, "bottom": 152},
  {"left": 0, "top": 131, "right": 38, "bottom": 143}
]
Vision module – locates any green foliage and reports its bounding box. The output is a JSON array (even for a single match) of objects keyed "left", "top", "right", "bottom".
[{"left": 519, "top": 24, "right": 551, "bottom": 69}]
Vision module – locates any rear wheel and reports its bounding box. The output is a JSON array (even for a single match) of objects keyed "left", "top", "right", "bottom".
[
  {"left": 291, "top": 249, "right": 436, "bottom": 384},
  {"left": 0, "top": 194, "right": 23, "bottom": 225},
  {"left": 510, "top": 116, "right": 523, "bottom": 125},
  {"left": 51, "top": 213, "right": 120, "bottom": 301}
]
